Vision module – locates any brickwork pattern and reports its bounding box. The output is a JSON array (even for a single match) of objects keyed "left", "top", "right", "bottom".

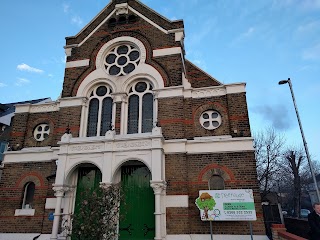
[
  {"left": 9, "top": 106, "right": 81, "bottom": 148},
  {"left": 0, "top": 161, "right": 56, "bottom": 233},
  {"left": 165, "top": 151, "right": 265, "bottom": 235},
  {"left": 185, "top": 60, "right": 221, "bottom": 88}
]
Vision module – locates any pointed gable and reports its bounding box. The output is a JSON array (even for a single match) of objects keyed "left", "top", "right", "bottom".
[{"left": 65, "top": 0, "right": 184, "bottom": 47}]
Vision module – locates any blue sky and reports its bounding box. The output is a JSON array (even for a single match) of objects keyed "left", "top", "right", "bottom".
[{"left": 0, "top": 0, "right": 319, "bottom": 161}]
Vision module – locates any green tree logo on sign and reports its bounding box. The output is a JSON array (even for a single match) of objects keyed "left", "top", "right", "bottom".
[{"left": 195, "top": 192, "right": 216, "bottom": 220}]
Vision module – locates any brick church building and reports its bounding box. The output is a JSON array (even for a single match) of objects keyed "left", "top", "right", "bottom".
[{"left": 0, "top": 0, "right": 267, "bottom": 239}]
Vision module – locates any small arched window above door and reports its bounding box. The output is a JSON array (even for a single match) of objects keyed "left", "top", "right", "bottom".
[
  {"left": 87, "top": 85, "right": 113, "bottom": 137},
  {"left": 127, "top": 81, "right": 154, "bottom": 134}
]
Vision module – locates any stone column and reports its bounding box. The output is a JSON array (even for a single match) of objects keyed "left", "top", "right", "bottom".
[
  {"left": 50, "top": 185, "right": 69, "bottom": 240},
  {"left": 153, "top": 92, "right": 159, "bottom": 128},
  {"left": 112, "top": 98, "right": 117, "bottom": 130},
  {"left": 120, "top": 94, "right": 127, "bottom": 135},
  {"left": 151, "top": 181, "right": 166, "bottom": 240}
]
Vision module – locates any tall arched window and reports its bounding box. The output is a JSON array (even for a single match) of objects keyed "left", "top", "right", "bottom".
[
  {"left": 127, "top": 81, "right": 153, "bottom": 134},
  {"left": 87, "top": 85, "right": 113, "bottom": 137},
  {"left": 22, "top": 182, "right": 35, "bottom": 209},
  {"left": 208, "top": 175, "right": 225, "bottom": 190}
]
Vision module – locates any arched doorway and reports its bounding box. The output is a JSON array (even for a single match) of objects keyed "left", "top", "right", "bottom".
[{"left": 119, "top": 161, "right": 155, "bottom": 240}]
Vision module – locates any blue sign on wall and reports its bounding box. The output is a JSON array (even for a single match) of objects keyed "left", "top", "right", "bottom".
[{"left": 48, "top": 212, "right": 54, "bottom": 221}]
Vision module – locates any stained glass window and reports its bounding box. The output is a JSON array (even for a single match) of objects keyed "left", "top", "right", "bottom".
[
  {"left": 87, "top": 98, "right": 99, "bottom": 137},
  {"left": 127, "top": 81, "right": 153, "bottom": 134},
  {"left": 128, "top": 95, "right": 139, "bottom": 134},
  {"left": 87, "top": 85, "right": 113, "bottom": 137},
  {"left": 104, "top": 44, "right": 140, "bottom": 76},
  {"left": 100, "top": 97, "right": 113, "bottom": 136},
  {"left": 142, "top": 93, "right": 153, "bottom": 133}
]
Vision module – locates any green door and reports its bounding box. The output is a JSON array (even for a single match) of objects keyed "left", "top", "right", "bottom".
[
  {"left": 74, "top": 167, "right": 102, "bottom": 217},
  {"left": 119, "top": 165, "right": 155, "bottom": 240}
]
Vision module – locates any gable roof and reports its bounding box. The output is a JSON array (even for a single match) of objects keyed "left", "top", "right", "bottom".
[{"left": 65, "top": 0, "right": 184, "bottom": 47}]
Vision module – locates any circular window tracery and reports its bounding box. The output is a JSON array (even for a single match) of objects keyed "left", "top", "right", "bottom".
[
  {"left": 200, "top": 110, "right": 222, "bottom": 130},
  {"left": 33, "top": 123, "right": 50, "bottom": 141},
  {"left": 104, "top": 44, "right": 140, "bottom": 76}
]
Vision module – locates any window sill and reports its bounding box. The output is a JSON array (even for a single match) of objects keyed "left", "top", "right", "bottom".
[{"left": 14, "top": 209, "right": 35, "bottom": 216}]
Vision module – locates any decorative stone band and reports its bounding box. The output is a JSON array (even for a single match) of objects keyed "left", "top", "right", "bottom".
[{"left": 14, "top": 97, "right": 86, "bottom": 113}]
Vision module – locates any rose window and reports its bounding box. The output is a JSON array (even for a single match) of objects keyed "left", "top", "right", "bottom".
[
  {"left": 104, "top": 44, "right": 140, "bottom": 76},
  {"left": 199, "top": 110, "right": 222, "bottom": 130},
  {"left": 33, "top": 123, "right": 50, "bottom": 141}
]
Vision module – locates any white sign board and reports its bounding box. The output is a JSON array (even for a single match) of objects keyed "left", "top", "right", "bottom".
[{"left": 195, "top": 189, "right": 257, "bottom": 221}]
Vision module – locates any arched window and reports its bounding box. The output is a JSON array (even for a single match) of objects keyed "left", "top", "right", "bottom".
[
  {"left": 87, "top": 85, "right": 113, "bottom": 137},
  {"left": 127, "top": 81, "right": 153, "bottom": 134},
  {"left": 208, "top": 175, "right": 225, "bottom": 190},
  {"left": 22, "top": 182, "right": 35, "bottom": 209}
]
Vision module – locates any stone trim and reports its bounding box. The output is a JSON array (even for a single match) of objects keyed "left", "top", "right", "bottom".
[
  {"left": 153, "top": 47, "right": 182, "bottom": 57},
  {"left": 166, "top": 195, "right": 188, "bottom": 208},
  {"left": 14, "top": 208, "right": 35, "bottom": 216},
  {"left": 65, "top": 59, "right": 90, "bottom": 68},
  {"left": 164, "top": 137, "right": 254, "bottom": 154},
  {"left": 14, "top": 97, "right": 86, "bottom": 113}
]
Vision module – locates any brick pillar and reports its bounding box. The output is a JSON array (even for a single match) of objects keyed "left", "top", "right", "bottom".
[{"left": 271, "top": 224, "right": 287, "bottom": 240}]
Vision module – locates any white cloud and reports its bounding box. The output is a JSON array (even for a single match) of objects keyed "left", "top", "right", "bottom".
[
  {"left": 48, "top": 74, "right": 54, "bottom": 78},
  {"left": 230, "top": 27, "right": 255, "bottom": 46},
  {"left": 15, "top": 78, "right": 30, "bottom": 87},
  {"left": 17, "top": 63, "right": 44, "bottom": 73},
  {"left": 302, "top": 42, "right": 320, "bottom": 60},
  {"left": 296, "top": 20, "right": 320, "bottom": 34},
  {"left": 242, "top": 27, "right": 255, "bottom": 38},
  {"left": 63, "top": 3, "right": 70, "bottom": 13},
  {"left": 71, "top": 16, "right": 83, "bottom": 26},
  {"left": 0, "top": 83, "right": 7, "bottom": 87}
]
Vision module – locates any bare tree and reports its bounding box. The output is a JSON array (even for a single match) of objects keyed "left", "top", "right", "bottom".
[
  {"left": 280, "top": 148, "right": 306, "bottom": 217},
  {"left": 254, "top": 127, "right": 285, "bottom": 200}
]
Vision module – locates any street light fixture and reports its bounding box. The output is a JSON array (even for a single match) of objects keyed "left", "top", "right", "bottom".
[{"left": 278, "top": 78, "right": 320, "bottom": 202}]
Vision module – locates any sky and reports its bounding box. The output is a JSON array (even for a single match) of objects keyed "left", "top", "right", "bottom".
[{"left": 0, "top": 0, "right": 319, "bottom": 161}]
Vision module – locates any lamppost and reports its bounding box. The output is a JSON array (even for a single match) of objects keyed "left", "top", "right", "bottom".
[{"left": 278, "top": 78, "right": 320, "bottom": 202}]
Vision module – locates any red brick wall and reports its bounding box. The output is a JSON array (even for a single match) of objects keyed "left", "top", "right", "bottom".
[
  {"left": 9, "top": 106, "right": 81, "bottom": 148},
  {"left": 0, "top": 161, "right": 56, "bottom": 233},
  {"left": 158, "top": 93, "right": 250, "bottom": 140},
  {"left": 165, "top": 152, "right": 265, "bottom": 235}
]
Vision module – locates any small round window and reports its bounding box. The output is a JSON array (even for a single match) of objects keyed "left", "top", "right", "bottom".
[
  {"left": 200, "top": 110, "right": 222, "bottom": 130},
  {"left": 33, "top": 123, "right": 50, "bottom": 141},
  {"left": 104, "top": 44, "right": 140, "bottom": 76}
]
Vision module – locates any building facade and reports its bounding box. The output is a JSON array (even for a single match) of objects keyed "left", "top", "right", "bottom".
[{"left": 0, "top": 0, "right": 267, "bottom": 239}]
